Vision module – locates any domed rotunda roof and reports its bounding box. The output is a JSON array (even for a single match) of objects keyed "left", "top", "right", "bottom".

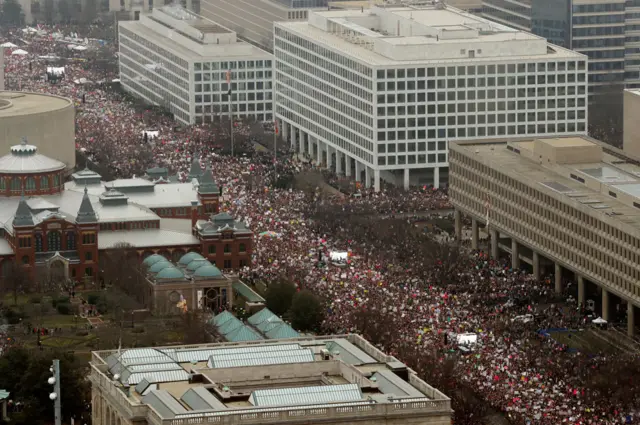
[{"left": 0, "top": 139, "right": 66, "bottom": 174}]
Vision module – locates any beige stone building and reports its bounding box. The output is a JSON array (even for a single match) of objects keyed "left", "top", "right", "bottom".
[
  {"left": 0, "top": 92, "right": 75, "bottom": 170},
  {"left": 450, "top": 135, "right": 640, "bottom": 336},
  {"left": 90, "top": 335, "right": 452, "bottom": 425},
  {"left": 624, "top": 89, "right": 640, "bottom": 159}
]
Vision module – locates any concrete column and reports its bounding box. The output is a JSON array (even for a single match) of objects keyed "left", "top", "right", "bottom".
[
  {"left": 327, "top": 146, "right": 334, "bottom": 169},
  {"left": 316, "top": 140, "right": 322, "bottom": 165},
  {"left": 365, "top": 166, "right": 371, "bottom": 188},
  {"left": 434, "top": 167, "right": 440, "bottom": 188},
  {"left": 304, "top": 133, "right": 310, "bottom": 156},
  {"left": 355, "top": 161, "right": 362, "bottom": 182},
  {"left": 602, "top": 288, "right": 610, "bottom": 321},
  {"left": 345, "top": 155, "right": 352, "bottom": 177},
  {"left": 532, "top": 251, "right": 540, "bottom": 280},
  {"left": 282, "top": 121, "right": 289, "bottom": 141},
  {"left": 290, "top": 125, "right": 297, "bottom": 151},
  {"left": 404, "top": 168, "right": 410, "bottom": 190},
  {"left": 511, "top": 239, "right": 520, "bottom": 270},
  {"left": 471, "top": 218, "right": 479, "bottom": 250},
  {"left": 454, "top": 209, "right": 462, "bottom": 241},
  {"left": 336, "top": 151, "right": 343, "bottom": 174},
  {"left": 554, "top": 262, "right": 562, "bottom": 294},
  {"left": 490, "top": 229, "right": 499, "bottom": 259},
  {"left": 374, "top": 169, "right": 380, "bottom": 192},
  {"left": 628, "top": 303, "right": 635, "bottom": 337},
  {"left": 577, "top": 276, "right": 585, "bottom": 306}
]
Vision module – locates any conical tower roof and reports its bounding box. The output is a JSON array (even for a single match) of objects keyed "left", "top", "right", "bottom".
[
  {"left": 188, "top": 156, "right": 203, "bottom": 180},
  {"left": 13, "top": 192, "right": 34, "bottom": 227},
  {"left": 198, "top": 166, "right": 219, "bottom": 195},
  {"left": 76, "top": 186, "right": 98, "bottom": 224}
]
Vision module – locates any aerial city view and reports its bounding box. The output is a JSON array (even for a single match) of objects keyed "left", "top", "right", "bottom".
[{"left": 1, "top": 0, "right": 640, "bottom": 423}]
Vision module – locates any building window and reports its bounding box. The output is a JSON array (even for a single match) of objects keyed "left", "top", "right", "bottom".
[
  {"left": 47, "top": 231, "right": 61, "bottom": 252},
  {"left": 224, "top": 259, "right": 232, "bottom": 269},
  {"left": 66, "top": 232, "right": 76, "bottom": 250},
  {"left": 208, "top": 245, "right": 216, "bottom": 254},
  {"left": 85, "top": 267, "right": 93, "bottom": 277},
  {"left": 0, "top": 177, "right": 5, "bottom": 190},
  {"left": 224, "top": 244, "right": 231, "bottom": 254},
  {"left": 53, "top": 175, "right": 60, "bottom": 187},
  {"left": 40, "top": 176, "right": 49, "bottom": 189},
  {"left": 35, "top": 234, "right": 43, "bottom": 252},
  {"left": 11, "top": 177, "right": 20, "bottom": 191},
  {"left": 22, "top": 255, "right": 29, "bottom": 264},
  {"left": 85, "top": 252, "right": 93, "bottom": 261},
  {"left": 239, "top": 243, "right": 246, "bottom": 253},
  {"left": 82, "top": 233, "right": 96, "bottom": 245},
  {"left": 25, "top": 177, "right": 36, "bottom": 191}
]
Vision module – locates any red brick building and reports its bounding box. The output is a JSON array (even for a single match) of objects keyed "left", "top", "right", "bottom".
[{"left": 0, "top": 142, "right": 252, "bottom": 286}]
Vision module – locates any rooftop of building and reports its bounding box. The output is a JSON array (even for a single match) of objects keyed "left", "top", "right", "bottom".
[
  {"left": 0, "top": 139, "right": 67, "bottom": 173},
  {"left": 450, "top": 135, "right": 640, "bottom": 233},
  {"left": 119, "top": 5, "right": 272, "bottom": 61},
  {"left": 625, "top": 88, "right": 640, "bottom": 97},
  {"left": 0, "top": 91, "right": 73, "bottom": 118},
  {"left": 277, "top": 3, "right": 584, "bottom": 65},
  {"left": 90, "top": 335, "right": 451, "bottom": 423}
]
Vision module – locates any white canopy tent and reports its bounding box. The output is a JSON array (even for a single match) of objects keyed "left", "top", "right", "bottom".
[
  {"left": 11, "top": 49, "right": 28, "bottom": 56},
  {"left": 0, "top": 42, "right": 17, "bottom": 48},
  {"left": 592, "top": 317, "right": 608, "bottom": 325}
]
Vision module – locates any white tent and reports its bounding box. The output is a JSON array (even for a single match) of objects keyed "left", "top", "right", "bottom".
[
  {"left": 21, "top": 27, "right": 38, "bottom": 34},
  {"left": 46, "top": 66, "right": 65, "bottom": 77},
  {"left": 142, "top": 130, "right": 160, "bottom": 139},
  {"left": 592, "top": 317, "right": 608, "bottom": 325},
  {"left": 1, "top": 42, "right": 17, "bottom": 48},
  {"left": 11, "top": 49, "right": 28, "bottom": 56},
  {"left": 73, "top": 45, "right": 88, "bottom": 51},
  {"left": 329, "top": 251, "right": 349, "bottom": 266}
]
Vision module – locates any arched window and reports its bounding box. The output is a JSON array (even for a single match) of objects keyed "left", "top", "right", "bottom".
[
  {"left": 53, "top": 174, "right": 60, "bottom": 188},
  {"left": 47, "top": 231, "right": 61, "bottom": 252},
  {"left": 224, "top": 244, "right": 231, "bottom": 253},
  {"left": 40, "top": 176, "right": 49, "bottom": 189},
  {"left": 0, "top": 177, "right": 5, "bottom": 190},
  {"left": 66, "top": 232, "right": 76, "bottom": 250},
  {"left": 11, "top": 177, "right": 21, "bottom": 191},
  {"left": 239, "top": 243, "right": 246, "bottom": 253},
  {"left": 35, "top": 234, "right": 43, "bottom": 252},
  {"left": 25, "top": 177, "right": 36, "bottom": 191}
]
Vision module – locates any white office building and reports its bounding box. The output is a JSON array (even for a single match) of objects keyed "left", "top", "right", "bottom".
[
  {"left": 119, "top": 5, "right": 274, "bottom": 126},
  {"left": 274, "top": 3, "right": 588, "bottom": 190}
]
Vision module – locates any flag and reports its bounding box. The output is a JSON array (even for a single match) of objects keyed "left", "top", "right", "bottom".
[
  {"left": 226, "top": 70, "right": 232, "bottom": 95},
  {"left": 274, "top": 120, "right": 279, "bottom": 135}
]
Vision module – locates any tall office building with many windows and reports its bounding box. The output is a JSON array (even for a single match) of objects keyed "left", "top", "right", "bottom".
[
  {"left": 274, "top": 4, "right": 587, "bottom": 191},
  {"left": 118, "top": 5, "right": 273, "bottom": 126},
  {"left": 482, "top": 0, "right": 640, "bottom": 92}
]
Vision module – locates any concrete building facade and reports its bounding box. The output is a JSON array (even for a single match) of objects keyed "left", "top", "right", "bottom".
[
  {"left": 89, "top": 335, "right": 452, "bottom": 425},
  {"left": 118, "top": 5, "right": 273, "bottom": 126},
  {"left": 0, "top": 91, "right": 75, "bottom": 170},
  {"left": 623, "top": 88, "right": 640, "bottom": 157},
  {"left": 274, "top": 4, "right": 587, "bottom": 190},
  {"left": 449, "top": 135, "right": 640, "bottom": 336}
]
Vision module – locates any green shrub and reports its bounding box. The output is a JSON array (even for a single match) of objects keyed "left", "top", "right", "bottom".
[
  {"left": 96, "top": 299, "right": 108, "bottom": 315},
  {"left": 52, "top": 296, "right": 70, "bottom": 307},
  {"left": 29, "top": 296, "right": 42, "bottom": 304},
  {"left": 76, "top": 330, "right": 89, "bottom": 337},
  {"left": 56, "top": 303, "right": 72, "bottom": 315},
  {"left": 132, "top": 327, "right": 145, "bottom": 334},
  {"left": 3, "top": 308, "right": 25, "bottom": 325}
]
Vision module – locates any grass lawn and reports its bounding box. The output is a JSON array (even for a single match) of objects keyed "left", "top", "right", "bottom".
[{"left": 40, "top": 314, "right": 84, "bottom": 328}]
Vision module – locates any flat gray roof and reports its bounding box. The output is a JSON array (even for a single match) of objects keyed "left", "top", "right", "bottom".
[{"left": 0, "top": 91, "right": 72, "bottom": 117}]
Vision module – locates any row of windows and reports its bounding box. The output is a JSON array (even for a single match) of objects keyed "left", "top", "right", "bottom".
[
  {"left": 194, "top": 60, "right": 272, "bottom": 72},
  {"left": 573, "top": 14, "right": 624, "bottom": 25},
  {"left": 194, "top": 71, "right": 272, "bottom": 83},
  {"left": 0, "top": 175, "right": 60, "bottom": 191},
  {"left": 377, "top": 97, "right": 586, "bottom": 117},
  {"left": 573, "top": 26, "right": 625, "bottom": 37},
  {"left": 119, "top": 27, "right": 188, "bottom": 71},
  {"left": 207, "top": 243, "right": 247, "bottom": 254},
  {"left": 574, "top": 3, "right": 624, "bottom": 13},
  {"left": 376, "top": 62, "right": 585, "bottom": 80},
  {"left": 194, "top": 90, "right": 273, "bottom": 103},
  {"left": 120, "top": 44, "right": 189, "bottom": 91}
]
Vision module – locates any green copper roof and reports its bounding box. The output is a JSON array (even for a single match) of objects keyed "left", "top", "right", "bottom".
[
  {"left": 193, "top": 265, "right": 223, "bottom": 278},
  {"left": 156, "top": 267, "right": 185, "bottom": 280},
  {"left": 143, "top": 254, "right": 166, "bottom": 267},
  {"left": 188, "top": 157, "right": 203, "bottom": 179},
  {"left": 76, "top": 186, "right": 98, "bottom": 223},
  {"left": 178, "top": 252, "right": 204, "bottom": 265},
  {"left": 198, "top": 167, "right": 219, "bottom": 195},
  {"left": 226, "top": 325, "right": 264, "bottom": 342},
  {"left": 186, "top": 259, "right": 211, "bottom": 272},
  {"left": 149, "top": 260, "right": 174, "bottom": 273}
]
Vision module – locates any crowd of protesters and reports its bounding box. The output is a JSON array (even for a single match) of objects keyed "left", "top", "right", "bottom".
[{"left": 2, "top": 23, "right": 640, "bottom": 425}]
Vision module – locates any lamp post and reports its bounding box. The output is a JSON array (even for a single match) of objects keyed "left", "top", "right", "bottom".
[{"left": 48, "top": 360, "right": 61, "bottom": 425}]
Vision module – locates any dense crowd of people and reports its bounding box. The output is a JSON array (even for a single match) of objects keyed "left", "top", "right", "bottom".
[{"left": 2, "top": 23, "right": 639, "bottom": 425}]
